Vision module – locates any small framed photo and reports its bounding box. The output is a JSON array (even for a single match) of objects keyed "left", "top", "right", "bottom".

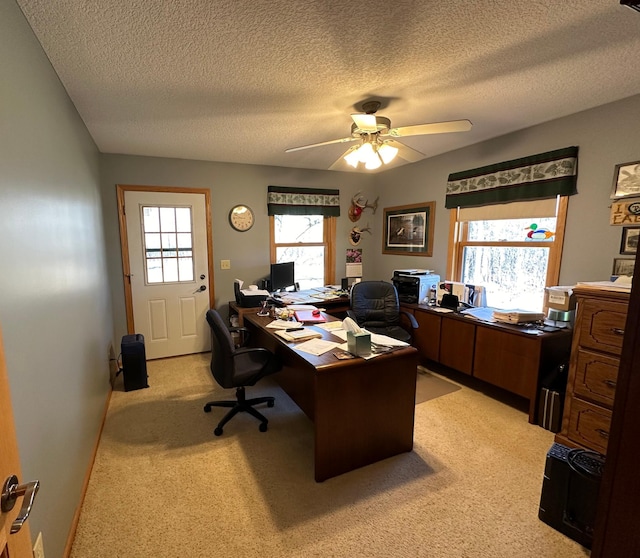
[
  {"left": 620, "top": 226, "right": 640, "bottom": 255},
  {"left": 611, "top": 160, "right": 640, "bottom": 199},
  {"left": 612, "top": 258, "right": 635, "bottom": 277}
]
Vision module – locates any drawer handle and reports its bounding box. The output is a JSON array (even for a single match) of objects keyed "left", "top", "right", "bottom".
[
  {"left": 611, "top": 327, "right": 625, "bottom": 336},
  {"left": 603, "top": 379, "right": 617, "bottom": 388},
  {"left": 596, "top": 428, "right": 610, "bottom": 439}
]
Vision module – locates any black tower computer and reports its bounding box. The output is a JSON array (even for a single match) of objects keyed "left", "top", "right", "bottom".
[{"left": 538, "top": 443, "right": 605, "bottom": 549}]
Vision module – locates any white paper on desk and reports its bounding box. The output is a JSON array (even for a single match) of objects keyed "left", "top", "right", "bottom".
[
  {"left": 285, "top": 304, "right": 317, "bottom": 310},
  {"left": 316, "top": 321, "right": 344, "bottom": 332},
  {"left": 369, "top": 332, "right": 409, "bottom": 347},
  {"left": 266, "top": 319, "right": 302, "bottom": 329},
  {"left": 294, "top": 338, "right": 340, "bottom": 356}
]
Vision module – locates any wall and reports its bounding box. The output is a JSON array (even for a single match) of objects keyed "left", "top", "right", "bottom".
[
  {"left": 370, "top": 94, "right": 640, "bottom": 286},
  {"left": 0, "top": 2, "right": 113, "bottom": 556},
  {"left": 99, "top": 155, "right": 378, "bottom": 344}
]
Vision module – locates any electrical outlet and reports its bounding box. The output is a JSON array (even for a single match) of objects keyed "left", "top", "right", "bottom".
[
  {"left": 220, "top": 259, "right": 231, "bottom": 270},
  {"left": 33, "top": 532, "right": 45, "bottom": 558}
]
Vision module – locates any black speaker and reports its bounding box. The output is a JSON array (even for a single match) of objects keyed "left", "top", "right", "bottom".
[
  {"left": 538, "top": 443, "right": 605, "bottom": 549},
  {"left": 121, "top": 334, "right": 149, "bottom": 392}
]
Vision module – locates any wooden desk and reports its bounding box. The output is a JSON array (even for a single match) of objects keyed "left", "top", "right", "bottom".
[
  {"left": 244, "top": 313, "right": 418, "bottom": 482},
  {"left": 402, "top": 303, "right": 572, "bottom": 424}
]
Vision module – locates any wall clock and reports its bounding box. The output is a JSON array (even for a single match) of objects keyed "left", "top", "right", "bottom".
[{"left": 229, "top": 204, "right": 255, "bottom": 232}]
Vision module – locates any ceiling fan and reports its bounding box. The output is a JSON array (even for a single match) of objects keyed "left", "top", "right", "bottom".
[{"left": 285, "top": 101, "right": 472, "bottom": 170}]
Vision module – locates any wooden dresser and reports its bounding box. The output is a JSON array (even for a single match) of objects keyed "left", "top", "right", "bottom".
[{"left": 555, "top": 287, "right": 629, "bottom": 455}]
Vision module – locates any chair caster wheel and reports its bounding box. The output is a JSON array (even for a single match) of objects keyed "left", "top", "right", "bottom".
[
  {"left": 267, "top": 400, "right": 275, "bottom": 408},
  {"left": 214, "top": 427, "right": 223, "bottom": 436},
  {"left": 259, "top": 423, "right": 268, "bottom": 432},
  {"left": 204, "top": 405, "right": 211, "bottom": 413}
]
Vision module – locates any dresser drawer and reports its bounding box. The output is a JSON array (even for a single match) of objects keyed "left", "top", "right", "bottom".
[
  {"left": 573, "top": 348, "right": 619, "bottom": 407},
  {"left": 577, "top": 298, "right": 627, "bottom": 355},
  {"left": 567, "top": 398, "right": 612, "bottom": 454}
]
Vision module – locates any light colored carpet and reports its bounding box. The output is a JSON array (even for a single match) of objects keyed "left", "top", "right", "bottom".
[
  {"left": 415, "top": 366, "right": 461, "bottom": 404},
  {"left": 70, "top": 354, "right": 589, "bottom": 558}
]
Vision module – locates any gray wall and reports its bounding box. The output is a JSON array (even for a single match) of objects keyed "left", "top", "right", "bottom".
[
  {"left": 3, "top": 0, "right": 640, "bottom": 555},
  {"left": 370, "top": 94, "right": 640, "bottom": 285},
  {"left": 99, "top": 155, "right": 378, "bottom": 344},
  {"left": 0, "top": 1, "right": 113, "bottom": 556}
]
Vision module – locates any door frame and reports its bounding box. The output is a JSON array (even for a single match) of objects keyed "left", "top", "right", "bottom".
[{"left": 117, "top": 185, "right": 215, "bottom": 334}]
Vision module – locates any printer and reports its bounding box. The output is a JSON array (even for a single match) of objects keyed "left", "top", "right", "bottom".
[{"left": 392, "top": 269, "right": 440, "bottom": 305}]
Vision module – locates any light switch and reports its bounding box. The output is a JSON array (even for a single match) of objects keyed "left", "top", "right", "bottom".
[{"left": 220, "top": 259, "right": 231, "bottom": 270}]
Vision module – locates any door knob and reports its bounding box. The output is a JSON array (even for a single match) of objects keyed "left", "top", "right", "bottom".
[
  {"left": 1, "top": 475, "right": 40, "bottom": 534},
  {"left": 193, "top": 285, "right": 206, "bottom": 293}
]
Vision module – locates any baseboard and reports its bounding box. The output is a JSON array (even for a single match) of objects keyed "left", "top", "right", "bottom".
[{"left": 62, "top": 386, "right": 113, "bottom": 558}]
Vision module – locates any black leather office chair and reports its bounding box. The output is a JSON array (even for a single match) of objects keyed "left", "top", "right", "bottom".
[
  {"left": 347, "top": 280, "right": 419, "bottom": 343},
  {"left": 204, "top": 309, "right": 281, "bottom": 436}
]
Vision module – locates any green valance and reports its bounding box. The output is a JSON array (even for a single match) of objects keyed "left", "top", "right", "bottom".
[
  {"left": 267, "top": 185, "right": 340, "bottom": 216},
  {"left": 445, "top": 146, "right": 579, "bottom": 209}
]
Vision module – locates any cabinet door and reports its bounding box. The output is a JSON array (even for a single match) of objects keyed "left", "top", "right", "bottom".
[
  {"left": 473, "top": 327, "right": 539, "bottom": 398},
  {"left": 412, "top": 309, "right": 441, "bottom": 362},
  {"left": 439, "top": 317, "right": 475, "bottom": 375}
]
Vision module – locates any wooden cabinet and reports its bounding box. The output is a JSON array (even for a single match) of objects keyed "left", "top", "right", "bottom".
[
  {"left": 412, "top": 309, "right": 441, "bottom": 362},
  {"left": 403, "top": 303, "right": 572, "bottom": 423},
  {"left": 439, "top": 316, "right": 475, "bottom": 375},
  {"left": 555, "top": 287, "right": 628, "bottom": 455}
]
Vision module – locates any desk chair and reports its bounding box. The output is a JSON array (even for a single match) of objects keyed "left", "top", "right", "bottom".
[
  {"left": 347, "top": 280, "right": 418, "bottom": 343},
  {"left": 204, "top": 309, "right": 281, "bottom": 436}
]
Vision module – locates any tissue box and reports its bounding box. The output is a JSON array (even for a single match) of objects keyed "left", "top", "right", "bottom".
[{"left": 347, "top": 331, "right": 371, "bottom": 357}]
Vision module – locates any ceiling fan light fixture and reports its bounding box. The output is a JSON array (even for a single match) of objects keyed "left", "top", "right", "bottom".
[
  {"left": 364, "top": 154, "right": 382, "bottom": 170},
  {"left": 378, "top": 143, "right": 398, "bottom": 164},
  {"left": 344, "top": 148, "right": 360, "bottom": 168},
  {"left": 357, "top": 142, "right": 375, "bottom": 163}
]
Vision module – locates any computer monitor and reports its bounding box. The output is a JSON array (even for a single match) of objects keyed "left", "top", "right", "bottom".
[{"left": 270, "top": 261, "right": 296, "bottom": 292}]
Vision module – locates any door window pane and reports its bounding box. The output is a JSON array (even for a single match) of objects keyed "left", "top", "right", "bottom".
[{"left": 142, "top": 206, "right": 194, "bottom": 283}]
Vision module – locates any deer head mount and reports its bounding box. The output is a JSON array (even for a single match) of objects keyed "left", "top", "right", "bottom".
[{"left": 348, "top": 192, "right": 379, "bottom": 222}]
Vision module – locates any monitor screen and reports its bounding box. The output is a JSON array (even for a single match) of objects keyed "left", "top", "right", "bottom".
[{"left": 270, "top": 261, "right": 295, "bottom": 292}]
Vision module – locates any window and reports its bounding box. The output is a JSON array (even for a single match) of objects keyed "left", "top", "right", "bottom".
[
  {"left": 447, "top": 197, "right": 568, "bottom": 311},
  {"left": 142, "top": 206, "right": 194, "bottom": 284},
  {"left": 270, "top": 214, "right": 336, "bottom": 289}
]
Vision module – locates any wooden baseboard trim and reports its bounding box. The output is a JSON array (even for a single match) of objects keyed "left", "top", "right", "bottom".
[{"left": 62, "top": 386, "right": 113, "bottom": 557}]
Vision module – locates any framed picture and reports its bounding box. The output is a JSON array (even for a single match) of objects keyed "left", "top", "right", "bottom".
[
  {"left": 620, "top": 226, "right": 640, "bottom": 255},
  {"left": 612, "top": 258, "right": 635, "bottom": 277},
  {"left": 382, "top": 202, "right": 435, "bottom": 256},
  {"left": 610, "top": 160, "right": 640, "bottom": 199}
]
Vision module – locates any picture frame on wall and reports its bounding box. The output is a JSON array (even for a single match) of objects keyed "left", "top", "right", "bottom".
[
  {"left": 612, "top": 258, "right": 635, "bottom": 277},
  {"left": 610, "top": 160, "right": 640, "bottom": 199},
  {"left": 382, "top": 202, "right": 435, "bottom": 256},
  {"left": 620, "top": 226, "right": 640, "bottom": 255}
]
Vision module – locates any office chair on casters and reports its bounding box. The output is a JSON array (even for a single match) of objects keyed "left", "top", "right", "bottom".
[
  {"left": 347, "top": 281, "right": 419, "bottom": 343},
  {"left": 204, "top": 309, "right": 281, "bottom": 436}
]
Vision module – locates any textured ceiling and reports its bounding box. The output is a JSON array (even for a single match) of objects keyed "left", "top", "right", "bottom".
[{"left": 15, "top": 0, "right": 640, "bottom": 172}]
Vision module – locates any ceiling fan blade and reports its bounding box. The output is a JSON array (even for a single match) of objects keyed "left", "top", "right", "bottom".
[
  {"left": 387, "top": 119, "right": 473, "bottom": 138},
  {"left": 351, "top": 113, "right": 378, "bottom": 132},
  {"left": 386, "top": 139, "right": 425, "bottom": 163},
  {"left": 328, "top": 145, "right": 358, "bottom": 170},
  {"left": 285, "top": 136, "right": 357, "bottom": 153}
]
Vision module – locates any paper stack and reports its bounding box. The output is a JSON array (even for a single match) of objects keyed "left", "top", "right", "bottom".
[
  {"left": 492, "top": 310, "right": 545, "bottom": 324},
  {"left": 274, "top": 327, "right": 322, "bottom": 342}
]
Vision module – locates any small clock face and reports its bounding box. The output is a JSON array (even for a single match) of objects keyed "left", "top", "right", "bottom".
[{"left": 229, "top": 204, "right": 255, "bottom": 232}]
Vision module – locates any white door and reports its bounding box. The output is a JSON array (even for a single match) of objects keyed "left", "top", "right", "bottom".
[{"left": 125, "top": 190, "right": 211, "bottom": 359}]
